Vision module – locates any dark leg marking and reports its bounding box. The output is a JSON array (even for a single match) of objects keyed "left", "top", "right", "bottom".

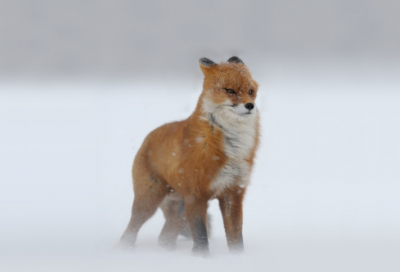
[
  {"left": 177, "top": 200, "right": 185, "bottom": 215},
  {"left": 225, "top": 195, "right": 230, "bottom": 215},
  {"left": 192, "top": 217, "right": 209, "bottom": 253}
]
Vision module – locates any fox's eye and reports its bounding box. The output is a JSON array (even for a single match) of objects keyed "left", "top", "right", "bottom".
[
  {"left": 248, "top": 90, "right": 253, "bottom": 95},
  {"left": 224, "top": 88, "right": 236, "bottom": 94}
]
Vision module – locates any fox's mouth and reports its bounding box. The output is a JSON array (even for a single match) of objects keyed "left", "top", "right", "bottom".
[
  {"left": 228, "top": 105, "right": 254, "bottom": 116},
  {"left": 240, "top": 111, "right": 253, "bottom": 116}
]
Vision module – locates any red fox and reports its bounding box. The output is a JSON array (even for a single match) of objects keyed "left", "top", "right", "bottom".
[{"left": 121, "top": 56, "right": 260, "bottom": 254}]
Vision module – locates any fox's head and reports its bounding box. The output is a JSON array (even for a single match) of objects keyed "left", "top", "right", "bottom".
[{"left": 199, "top": 56, "right": 259, "bottom": 124}]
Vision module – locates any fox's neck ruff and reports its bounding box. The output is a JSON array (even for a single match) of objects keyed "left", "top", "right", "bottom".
[
  {"left": 200, "top": 96, "right": 258, "bottom": 160},
  {"left": 195, "top": 95, "right": 258, "bottom": 196}
]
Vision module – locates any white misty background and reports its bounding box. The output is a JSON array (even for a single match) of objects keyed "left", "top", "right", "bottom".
[{"left": 0, "top": 1, "right": 399, "bottom": 272}]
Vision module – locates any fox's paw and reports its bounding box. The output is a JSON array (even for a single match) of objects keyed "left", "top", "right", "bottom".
[
  {"left": 158, "top": 237, "right": 177, "bottom": 251},
  {"left": 118, "top": 232, "right": 137, "bottom": 250},
  {"left": 192, "top": 244, "right": 209, "bottom": 257}
]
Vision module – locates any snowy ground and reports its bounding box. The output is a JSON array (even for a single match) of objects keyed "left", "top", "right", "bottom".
[{"left": 1, "top": 61, "right": 400, "bottom": 271}]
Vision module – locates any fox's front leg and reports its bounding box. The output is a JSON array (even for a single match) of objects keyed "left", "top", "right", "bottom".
[
  {"left": 218, "top": 187, "right": 245, "bottom": 252},
  {"left": 184, "top": 195, "right": 209, "bottom": 254}
]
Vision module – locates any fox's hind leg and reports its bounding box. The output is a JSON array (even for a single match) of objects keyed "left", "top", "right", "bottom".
[
  {"left": 158, "top": 194, "right": 187, "bottom": 249},
  {"left": 120, "top": 164, "right": 167, "bottom": 248}
]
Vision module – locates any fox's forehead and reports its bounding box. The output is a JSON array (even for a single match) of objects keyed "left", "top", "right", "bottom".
[
  {"left": 216, "top": 63, "right": 251, "bottom": 76},
  {"left": 210, "top": 64, "right": 255, "bottom": 90}
]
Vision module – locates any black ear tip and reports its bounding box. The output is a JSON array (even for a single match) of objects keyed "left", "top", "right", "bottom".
[
  {"left": 228, "top": 56, "right": 244, "bottom": 64},
  {"left": 199, "top": 57, "right": 217, "bottom": 67}
]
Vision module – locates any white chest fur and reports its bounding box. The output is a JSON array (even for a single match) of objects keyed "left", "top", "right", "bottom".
[{"left": 202, "top": 98, "right": 258, "bottom": 197}]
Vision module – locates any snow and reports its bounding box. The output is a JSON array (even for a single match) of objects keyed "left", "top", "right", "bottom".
[{"left": 1, "top": 62, "right": 400, "bottom": 271}]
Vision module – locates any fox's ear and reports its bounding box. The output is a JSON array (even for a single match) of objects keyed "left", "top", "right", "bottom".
[
  {"left": 199, "top": 57, "right": 217, "bottom": 67},
  {"left": 227, "top": 56, "right": 244, "bottom": 64},
  {"left": 199, "top": 57, "right": 217, "bottom": 75}
]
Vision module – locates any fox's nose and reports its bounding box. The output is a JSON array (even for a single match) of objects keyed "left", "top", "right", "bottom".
[{"left": 245, "top": 103, "right": 254, "bottom": 110}]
